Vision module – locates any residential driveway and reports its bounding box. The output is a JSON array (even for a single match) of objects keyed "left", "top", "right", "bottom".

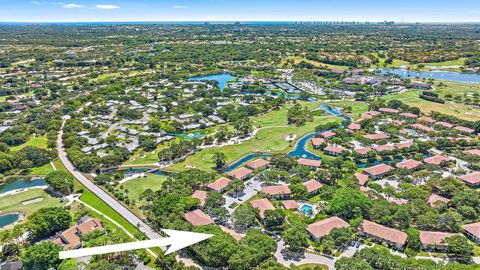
[
  {"left": 224, "top": 177, "right": 262, "bottom": 213},
  {"left": 274, "top": 240, "right": 335, "bottom": 270}
]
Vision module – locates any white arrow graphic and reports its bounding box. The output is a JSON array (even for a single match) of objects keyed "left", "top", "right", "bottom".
[{"left": 59, "top": 229, "right": 213, "bottom": 259}]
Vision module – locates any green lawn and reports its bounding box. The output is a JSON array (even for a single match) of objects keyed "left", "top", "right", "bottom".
[
  {"left": 290, "top": 56, "right": 350, "bottom": 70},
  {"left": 0, "top": 189, "right": 63, "bottom": 216},
  {"left": 30, "top": 162, "right": 55, "bottom": 175},
  {"left": 327, "top": 100, "right": 369, "bottom": 120},
  {"left": 383, "top": 90, "right": 480, "bottom": 121},
  {"left": 10, "top": 135, "right": 48, "bottom": 152},
  {"left": 296, "top": 263, "right": 328, "bottom": 270},
  {"left": 421, "top": 58, "right": 465, "bottom": 67},
  {"left": 168, "top": 110, "right": 340, "bottom": 172},
  {"left": 120, "top": 173, "right": 167, "bottom": 203}
]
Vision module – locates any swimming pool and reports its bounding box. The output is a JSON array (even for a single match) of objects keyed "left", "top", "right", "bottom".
[{"left": 299, "top": 204, "right": 314, "bottom": 217}]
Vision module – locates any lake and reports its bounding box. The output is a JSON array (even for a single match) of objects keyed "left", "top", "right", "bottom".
[
  {"left": 0, "top": 213, "right": 20, "bottom": 229},
  {"left": 0, "top": 178, "right": 46, "bottom": 194},
  {"left": 379, "top": 68, "right": 480, "bottom": 83},
  {"left": 189, "top": 73, "right": 236, "bottom": 91}
]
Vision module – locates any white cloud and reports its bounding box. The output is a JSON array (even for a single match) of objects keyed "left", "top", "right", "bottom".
[
  {"left": 172, "top": 5, "right": 188, "bottom": 9},
  {"left": 95, "top": 4, "right": 120, "bottom": 9},
  {"left": 63, "top": 3, "right": 83, "bottom": 8}
]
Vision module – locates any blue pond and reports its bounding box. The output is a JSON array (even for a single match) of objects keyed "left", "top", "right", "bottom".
[
  {"left": 225, "top": 153, "right": 270, "bottom": 172},
  {"left": 0, "top": 213, "right": 20, "bottom": 229},
  {"left": 189, "top": 73, "right": 236, "bottom": 91},
  {"left": 0, "top": 178, "right": 46, "bottom": 194},
  {"left": 379, "top": 68, "right": 480, "bottom": 83},
  {"left": 118, "top": 167, "right": 168, "bottom": 176}
]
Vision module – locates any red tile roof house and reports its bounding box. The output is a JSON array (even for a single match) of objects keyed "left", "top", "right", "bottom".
[
  {"left": 323, "top": 145, "right": 346, "bottom": 156},
  {"left": 455, "top": 126, "right": 475, "bottom": 134},
  {"left": 261, "top": 185, "right": 291, "bottom": 200},
  {"left": 353, "top": 148, "right": 372, "bottom": 158},
  {"left": 463, "top": 222, "right": 480, "bottom": 244},
  {"left": 459, "top": 171, "right": 480, "bottom": 188},
  {"left": 379, "top": 108, "right": 400, "bottom": 114},
  {"left": 395, "top": 142, "right": 413, "bottom": 151},
  {"left": 320, "top": 130, "right": 336, "bottom": 140},
  {"left": 435, "top": 121, "right": 454, "bottom": 129},
  {"left": 306, "top": 216, "right": 350, "bottom": 240},
  {"left": 354, "top": 173, "right": 369, "bottom": 186},
  {"left": 364, "top": 132, "right": 390, "bottom": 141},
  {"left": 410, "top": 123, "right": 434, "bottom": 133},
  {"left": 303, "top": 179, "right": 323, "bottom": 197},
  {"left": 419, "top": 231, "right": 459, "bottom": 251},
  {"left": 400, "top": 112, "right": 418, "bottom": 119},
  {"left": 359, "top": 220, "right": 407, "bottom": 250},
  {"left": 184, "top": 209, "right": 214, "bottom": 227},
  {"left": 310, "top": 138, "right": 326, "bottom": 149},
  {"left": 419, "top": 117, "right": 437, "bottom": 124},
  {"left": 423, "top": 155, "right": 450, "bottom": 166},
  {"left": 281, "top": 200, "right": 300, "bottom": 210},
  {"left": 52, "top": 217, "right": 104, "bottom": 250},
  {"left": 395, "top": 159, "right": 422, "bottom": 170},
  {"left": 227, "top": 167, "right": 253, "bottom": 181},
  {"left": 246, "top": 158, "right": 270, "bottom": 170},
  {"left": 250, "top": 198, "right": 275, "bottom": 219},
  {"left": 192, "top": 190, "right": 208, "bottom": 206},
  {"left": 207, "top": 177, "right": 231, "bottom": 193},
  {"left": 347, "top": 122, "right": 362, "bottom": 131},
  {"left": 373, "top": 145, "right": 395, "bottom": 153},
  {"left": 297, "top": 158, "right": 321, "bottom": 168},
  {"left": 363, "top": 164, "right": 393, "bottom": 179},
  {"left": 464, "top": 149, "right": 480, "bottom": 157},
  {"left": 427, "top": 194, "right": 450, "bottom": 208}
]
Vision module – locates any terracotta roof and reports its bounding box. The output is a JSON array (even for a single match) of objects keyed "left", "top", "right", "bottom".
[
  {"left": 395, "top": 142, "right": 413, "bottom": 149},
  {"left": 261, "top": 185, "right": 291, "bottom": 196},
  {"left": 364, "top": 132, "right": 389, "bottom": 140},
  {"left": 192, "top": 190, "right": 208, "bottom": 205},
  {"left": 321, "top": 131, "right": 336, "bottom": 138},
  {"left": 220, "top": 225, "right": 244, "bottom": 241},
  {"left": 207, "top": 177, "right": 231, "bottom": 192},
  {"left": 379, "top": 108, "right": 399, "bottom": 114},
  {"left": 423, "top": 155, "right": 449, "bottom": 165},
  {"left": 227, "top": 167, "right": 253, "bottom": 180},
  {"left": 459, "top": 172, "right": 480, "bottom": 186},
  {"left": 354, "top": 148, "right": 372, "bottom": 155},
  {"left": 463, "top": 222, "right": 480, "bottom": 238},
  {"left": 435, "top": 121, "right": 453, "bottom": 128},
  {"left": 427, "top": 194, "right": 450, "bottom": 208},
  {"left": 307, "top": 216, "right": 350, "bottom": 239},
  {"left": 420, "top": 231, "right": 457, "bottom": 245},
  {"left": 368, "top": 111, "right": 381, "bottom": 116},
  {"left": 250, "top": 198, "right": 275, "bottom": 218},
  {"left": 246, "top": 158, "right": 270, "bottom": 170},
  {"left": 363, "top": 164, "right": 393, "bottom": 176},
  {"left": 419, "top": 117, "right": 437, "bottom": 124},
  {"left": 395, "top": 159, "right": 421, "bottom": 170},
  {"left": 311, "top": 137, "right": 326, "bottom": 146},
  {"left": 411, "top": 123, "right": 434, "bottom": 132},
  {"left": 60, "top": 227, "right": 81, "bottom": 250},
  {"left": 374, "top": 145, "right": 395, "bottom": 152},
  {"left": 303, "top": 179, "right": 323, "bottom": 193},
  {"left": 76, "top": 218, "right": 103, "bottom": 235},
  {"left": 464, "top": 149, "right": 480, "bottom": 157},
  {"left": 400, "top": 112, "right": 418, "bottom": 118},
  {"left": 184, "top": 209, "right": 213, "bottom": 226},
  {"left": 297, "top": 158, "right": 321, "bottom": 168},
  {"left": 361, "top": 220, "right": 407, "bottom": 246},
  {"left": 324, "top": 145, "right": 346, "bottom": 154},
  {"left": 455, "top": 126, "right": 475, "bottom": 134},
  {"left": 354, "top": 173, "right": 369, "bottom": 186},
  {"left": 392, "top": 120, "right": 405, "bottom": 126},
  {"left": 348, "top": 123, "right": 362, "bottom": 130},
  {"left": 282, "top": 200, "right": 300, "bottom": 210}
]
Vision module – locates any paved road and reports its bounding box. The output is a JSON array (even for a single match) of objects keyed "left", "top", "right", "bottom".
[
  {"left": 274, "top": 240, "right": 335, "bottom": 269},
  {"left": 57, "top": 117, "right": 161, "bottom": 240}
]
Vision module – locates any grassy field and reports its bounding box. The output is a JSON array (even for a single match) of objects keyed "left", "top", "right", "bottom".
[
  {"left": 296, "top": 263, "right": 328, "bottom": 270},
  {"left": 383, "top": 90, "right": 480, "bottom": 121},
  {"left": 120, "top": 173, "right": 167, "bottom": 203},
  {"left": 289, "top": 56, "right": 350, "bottom": 70},
  {"left": 10, "top": 135, "right": 48, "bottom": 152},
  {"left": 421, "top": 58, "right": 465, "bottom": 67},
  {"left": 30, "top": 162, "right": 55, "bottom": 175},
  {"left": 0, "top": 189, "right": 63, "bottom": 216},
  {"left": 435, "top": 81, "right": 480, "bottom": 100},
  {"left": 327, "top": 100, "right": 369, "bottom": 120},
  {"left": 168, "top": 103, "right": 341, "bottom": 172}
]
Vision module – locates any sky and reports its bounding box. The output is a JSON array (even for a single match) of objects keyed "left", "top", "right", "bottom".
[{"left": 1, "top": 0, "right": 480, "bottom": 23}]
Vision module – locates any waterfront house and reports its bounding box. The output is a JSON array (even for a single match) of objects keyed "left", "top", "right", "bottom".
[
  {"left": 250, "top": 198, "right": 275, "bottom": 219},
  {"left": 261, "top": 185, "right": 291, "bottom": 200},
  {"left": 207, "top": 177, "right": 231, "bottom": 193},
  {"left": 227, "top": 167, "right": 253, "bottom": 181},
  {"left": 307, "top": 216, "right": 349, "bottom": 240},
  {"left": 311, "top": 138, "right": 326, "bottom": 149},
  {"left": 363, "top": 164, "right": 393, "bottom": 179},
  {"left": 246, "top": 158, "right": 270, "bottom": 170},
  {"left": 324, "top": 145, "right": 346, "bottom": 156},
  {"left": 320, "top": 131, "right": 336, "bottom": 140},
  {"left": 359, "top": 220, "right": 407, "bottom": 250},
  {"left": 184, "top": 209, "right": 214, "bottom": 226},
  {"left": 297, "top": 158, "right": 321, "bottom": 168},
  {"left": 303, "top": 179, "right": 323, "bottom": 197}
]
